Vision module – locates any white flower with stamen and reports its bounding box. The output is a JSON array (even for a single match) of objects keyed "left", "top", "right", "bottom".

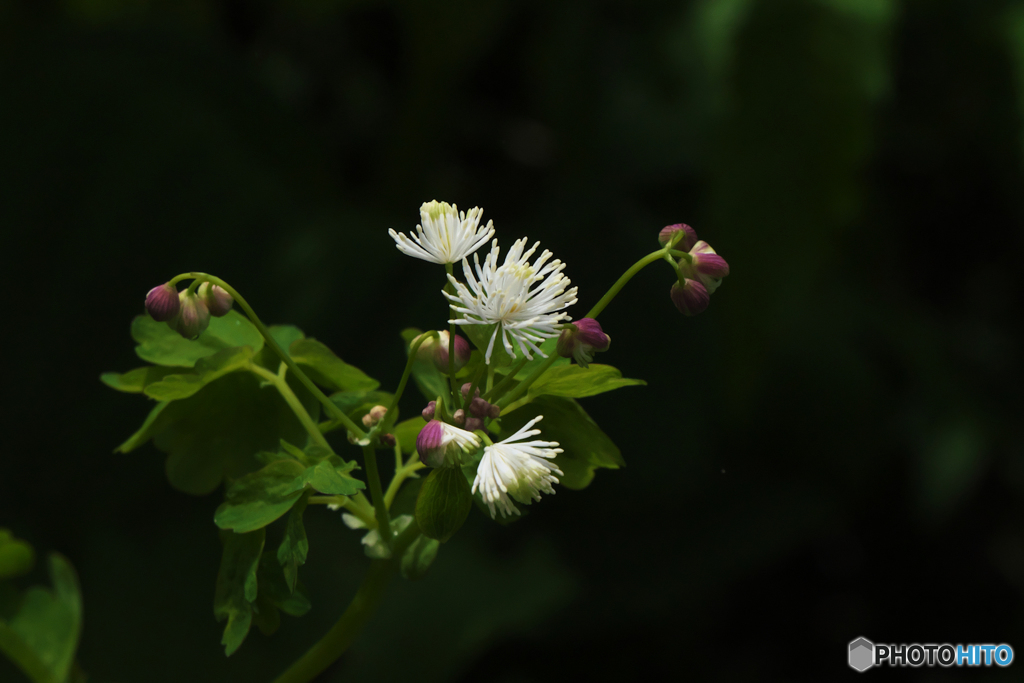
[
  {"left": 388, "top": 200, "right": 495, "bottom": 264},
  {"left": 445, "top": 238, "right": 578, "bottom": 363},
  {"left": 473, "top": 416, "right": 563, "bottom": 519}
]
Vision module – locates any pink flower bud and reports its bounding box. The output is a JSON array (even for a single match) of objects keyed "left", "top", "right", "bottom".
[
  {"left": 556, "top": 318, "right": 611, "bottom": 369},
  {"left": 421, "top": 401, "right": 437, "bottom": 420},
  {"left": 670, "top": 279, "right": 709, "bottom": 316},
  {"left": 486, "top": 403, "right": 501, "bottom": 419},
  {"left": 380, "top": 433, "right": 396, "bottom": 448},
  {"left": 145, "top": 283, "right": 180, "bottom": 322},
  {"left": 658, "top": 224, "right": 697, "bottom": 251},
  {"left": 416, "top": 420, "right": 447, "bottom": 468},
  {"left": 172, "top": 290, "right": 211, "bottom": 339},
  {"left": 362, "top": 405, "right": 387, "bottom": 428},
  {"left": 412, "top": 331, "right": 439, "bottom": 362},
  {"left": 452, "top": 409, "right": 466, "bottom": 427},
  {"left": 689, "top": 241, "right": 730, "bottom": 294},
  {"left": 461, "top": 382, "right": 481, "bottom": 399},
  {"left": 464, "top": 417, "right": 484, "bottom": 432},
  {"left": 198, "top": 282, "right": 234, "bottom": 317},
  {"left": 469, "top": 396, "right": 491, "bottom": 418},
  {"left": 432, "top": 331, "right": 471, "bottom": 373}
]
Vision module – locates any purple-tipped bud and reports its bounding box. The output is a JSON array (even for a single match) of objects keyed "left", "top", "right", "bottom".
[
  {"left": 464, "top": 417, "right": 484, "bottom": 432},
  {"left": 416, "top": 420, "right": 447, "bottom": 468},
  {"left": 432, "top": 331, "right": 471, "bottom": 373},
  {"left": 198, "top": 282, "right": 234, "bottom": 317},
  {"left": 172, "top": 290, "right": 211, "bottom": 339},
  {"left": 461, "top": 382, "right": 481, "bottom": 399},
  {"left": 380, "top": 433, "right": 396, "bottom": 448},
  {"left": 421, "top": 401, "right": 437, "bottom": 420},
  {"left": 670, "top": 279, "right": 710, "bottom": 316},
  {"left": 557, "top": 318, "right": 611, "bottom": 369},
  {"left": 452, "top": 409, "right": 466, "bottom": 427},
  {"left": 658, "top": 224, "right": 698, "bottom": 251},
  {"left": 145, "top": 283, "right": 181, "bottom": 322},
  {"left": 469, "top": 396, "right": 491, "bottom": 418},
  {"left": 689, "top": 240, "right": 730, "bottom": 294}
]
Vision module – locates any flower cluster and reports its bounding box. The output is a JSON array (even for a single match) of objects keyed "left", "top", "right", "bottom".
[
  {"left": 144, "top": 281, "right": 234, "bottom": 339},
  {"left": 663, "top": 224, "right": 731, "bottom": 316}
]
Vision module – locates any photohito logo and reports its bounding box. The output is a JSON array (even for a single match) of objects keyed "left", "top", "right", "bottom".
[{"left": 848, "top": 637, "right": 1014, "bottom": 671}]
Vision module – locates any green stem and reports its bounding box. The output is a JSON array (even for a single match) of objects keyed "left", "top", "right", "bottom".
[
  {"left": 362, "top": 445, "right": 391, "bottom": 545},
  {"left": 584, "top": 249, "right": 668, "bottom": 320},
  {"left": 378, "top": 332, "right": 437, "bottom": 437},
  {"left": 307, "top": 496, "right": 376, "bottom": 527},
  {"left": 383, "top": 457, "right": 425, "bottom": 509},
  {"left": 495, "top": 353, "right": 558, "bottom": 409},
  {"left": 249, "top": 364, "right": 331, "bottom": 450},
  {"left": 483, "top": 356, "right": 529, "bottom": 402},
  {"left": 444, "top": 264, "right": 461, "bottom": 409},
  {"left": 500, "top": 396, "right": 531, "bottom": 415},
  {"left": 172, "top": 272, "right": 367, "bottom": 440}
]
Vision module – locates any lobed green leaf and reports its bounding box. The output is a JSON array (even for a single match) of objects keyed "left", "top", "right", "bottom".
[
  {"left": 277, "top": 493, "right": 310, "bottom": 594},
  {"left": 214, "top": 460, "right": 307, "bottom": 533},
  {"left": 132, "top": 310, "right": 263, "bottom": 368},
  {"left": 99, "top": 366, "right": 180, "bottom": 393},
  {"left": 257, "top": 554, "right": 311, "bottom": 618},
  {"left": 0, "top": 554, "right": 82, "bottom": 683},
  {"left": 293, "top": 456, "right": 364, "bottom": 497},
  {"left": 498, "top": 395, "right": 624, "bottom": 490},
  {"left": 415, "top": 467, "right": 473, "bottom": 542},
  {"left": 393, "top": 417, "right": 426, "bottom": 455},
  {"left": 214, "top": 529, "right": 265, "bottom": 657},
  {"left": 525, "top": 364, "right": 645, "bottom": 401},
  {"left": 142, "top": 346, "right": 256, "bottom": 401},
  {"left": 290, "top": 338, "right": 379, "bottom": 392}
]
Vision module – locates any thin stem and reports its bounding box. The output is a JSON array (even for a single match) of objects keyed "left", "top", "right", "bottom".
[
  {"left": 444, "top": 264, "right": 460, "bottom": 409},
  {"left": 483, "top": 356, "right": 529, "bottom": 402},
  {"left": 495, "top": 353, "right": 558, "bottom": 409},
  {"left": 584, "top": 249, "right": 667, "bottom": 320},
  {"left": 173, "top": 272, "right": 367, "bottom": 440},
  {"left": 383, "top": 457, "right": 425, "bottom": 510},
  {"left": 307, "top": 496, "right": 376, "bottom": 527},
  {"left": 362, "top": 444, "right": 392, "bottom": 545},
  {"left": 500, "top": 396, "right": 531, "bottom": 415},
  {"left": 249, "top": 364, "right": 331, "bottom": 450},
  {"left": 378, "top": 332, "right": 437, "bottom": 437}
]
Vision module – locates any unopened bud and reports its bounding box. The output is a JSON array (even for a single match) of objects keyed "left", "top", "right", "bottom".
[
  {"left": 688, "top": 240, "right": 730, "bottom": 294},
  {"left": 468, "top": 396, "right": 491, "bottom": 418},
  {"left": 658, "top": 224, "right": 698, "bottom": 251},
  {"left": 452, "top": 409, "right": 466, "bottom": 427},
  {"left": 464, "top": 417, "right": 484, "bottom": 432},
  {"left": 487, "top": 403, "right": 501, "bottom": 419},
  {"left": 198, "top": 282, "right": 234, "bottom": 317},
  {"left": 416, "top": 420, "right": 447, "bottom": 467},
  {"left": 670, "top": 279, "right": 709, "bottom": 316},
  {"left": 145, "top": 283, "right": 180, "bottom": 322},
  {"left": 172, "top": 290, "right": 211, "bottom": 339},
  {"left": 412, "top": 331, "right": 439, "bottom": 362},
  {"left": 461, "top": 382, "right": 481, "bottom": 399},
  {"left": 556, "top": 318, "right": 611, "bottom": 369},
  {"left": 421, "top": 401, "right": 437, "bottom": 420},
  {"left": 432, "top": 331, "right": 471, "bottom": 373},
  {"left": 362, "top": 405, "right": 388, "bottom": 428},
  {"left": 380, "top": 433, "right": 396, "bottom": 448}
]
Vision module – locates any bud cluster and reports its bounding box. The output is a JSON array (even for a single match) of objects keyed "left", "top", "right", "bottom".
[
  {"left": 144, "top": 280, "right": 234, "bottom": 339},
  {"left": 661, "top": 224, "right": 731, "bottom": 316}
]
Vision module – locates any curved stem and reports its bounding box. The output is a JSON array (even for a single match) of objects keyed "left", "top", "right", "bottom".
[
  {"left": 362, "top": 445, "right": 391, "bottom": 545},
  {"left": 271, "top": 522, "right": 423, "bottom": 683},
  {"left": 496, "top": 353, "right": 559, "bottom": 409},
  {"left": 584, "top": 249, "right": 667, "bottom": 320},
  {"left": 249, "top": 364, "right": 331, "bottom": 451},
  {"left": 173, "top": 272, "right": 367, "bottom": 441},
  {"left": 383, "top": 457, "right": 425, "bottom": 509},
  {"left": 378, "top": 332, "right": 437, "bottom": 437}
]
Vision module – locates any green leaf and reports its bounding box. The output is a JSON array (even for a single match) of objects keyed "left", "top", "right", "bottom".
[
  {"left": 361, "top": 516, "right": 414, "bottom": 560},
  {"left": 493, "top": 337, "right": 568, "bottom": 379},
  {"left": 277, "top": 493, "right": 310, "bottom": 594},
  {"left": 214, "top": 460, "right": 307, "bottom": 533},
  {"left": 251, "top": 593, "right": 281, "bottom": 637},
  {"left": 257, "top": 554, "right": 311, "bottom": 618},
  {"left": 525, "top": 364, "right": 645, "bottom": 401},
  {"left": 142, "top": 346, "right": 256, "bottom": 401},
  {"left": 400, "top": 535, "right": 440, "bottom": 581},
  {"left": 498, "top": 395, "right": 624, "bottom": 490},
  {"left": 294, "top": 456, "right": 364, "bottom": 496},
  {"left": 253, "top": 325, "right": 306, "bottom": 370},
  {"left": 399, "top": 328, "right": 451, "bottom": 403},
  {"left": 116, "top": 371, "right": 320, "bottom": 495},
  {"left": 289, "top": 338, "right": 379, "bottom": 392},
  {"left": 393, "top": 417, "right": 427, "bottom": 455},
  {"left": 132, "top": 309, "right": 264, "bottom": 368},
  {"left": 0, "top": 530, "right": 34, "bottom": 580},
  {"left": 415, "top": 467, "right": 473, "bottom": 543},
  {"left": 330, "top": 390, "right": 395, "bottom": 419},
  {"left": 0, "top": 553, "right": 82, "bottom": 683},
  {"left": 214, "top": 529, "right": 265, "bottom": 657},
  {"left": 99, "top": 366, "right": 180, "bottom": 393}
]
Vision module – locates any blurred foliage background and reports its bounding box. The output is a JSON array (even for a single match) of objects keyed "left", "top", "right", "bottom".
[{"left": 2, "top": 0, "right": 1024, "bottom": 680}]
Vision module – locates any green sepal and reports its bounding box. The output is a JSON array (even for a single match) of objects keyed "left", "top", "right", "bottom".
[
  {"left": 415, "top": 467, "right": 473, "bottom": 543},
  {"left": 524, "top": 364, "right": 645, "bottom": 401},
  {"left": 213, "top": 528, "right": 265, "bottom": 657},
  {"left": 277, "top": 492, "right": 310, "bottom": 594},
  {"left": 393, "top": 417, "right": 427, "bottom": 455},
  {"left": 214, "top": 460, "right": 307, "bottom": 533},
  {"left": 0, "top": 553, "right": 82, "bottom": 683},
  {"left": 99, "top": 366, "right": 180, "bottom": 393},
  {"left": 0, "top": 530, "right": 35, "bottom": 580},
  {"left": 132, "top": 309, "right": 264, "bottom": 368},
  {"left": 142, "top": 346, "right": 256, "bottom": 401},
  {"left": 361, "top": 516, "right": 413, "bottom": 559},
  {"left": 115, "top": 371, "right": 319, "bottom": 496},
  {"left": 400, "top": 535, "right": 440, "bottom": 580},
  {"left": 499, "top": 395, "right": 624, "bottom": 489},
  {"left": 288, "top": 338, "right": 379, "bottom": 392}
]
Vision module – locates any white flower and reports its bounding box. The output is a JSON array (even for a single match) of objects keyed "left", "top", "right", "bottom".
[
  {"left": 388, "top": 200, "right": 495, "bottom": 264},
  {"left": 472, "top": 416, "right": 563, "bottom": 518},
  {"left": 445, "top": 238, "right": 578, "bottom": 363},
  {"left": 417, "top": 419, "right": 482, "bottom": 468}
]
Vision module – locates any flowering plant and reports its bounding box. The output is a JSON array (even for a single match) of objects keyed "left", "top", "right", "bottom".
[{"left": 0, "top": 201, "right": 728, "bottom": 683}]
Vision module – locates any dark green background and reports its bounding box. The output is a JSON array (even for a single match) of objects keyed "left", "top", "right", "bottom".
[{"left": 3, "top": 0, "right": 1023, "bottom": 680}]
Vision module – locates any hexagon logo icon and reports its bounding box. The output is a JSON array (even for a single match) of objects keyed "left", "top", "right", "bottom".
[{"left": 849, "top": 637, "right": 875, "bottom": 672}]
